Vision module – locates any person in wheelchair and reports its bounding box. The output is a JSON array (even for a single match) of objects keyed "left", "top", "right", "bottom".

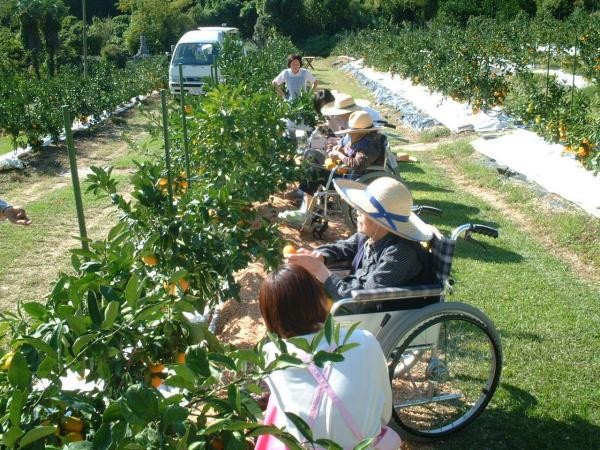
[
  {"left": 256, "top": 264, "right": 399, "bottom": 449},
  {"left": 280, "top": 110, "right": 389, "bottom": 227},
  {"left": 286, "top": 176, "right": 434, "bottom": 303}
]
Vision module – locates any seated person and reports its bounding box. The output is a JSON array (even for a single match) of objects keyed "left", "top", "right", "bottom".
[
  {"left": 286, "top": 176, "right": 434, "bottom": 301},
  {"left": 280, "top": 110, "right": 388, "bottom": 227},
  {"left": 256, "top": 264, "right": 399, "bottom": 449}
]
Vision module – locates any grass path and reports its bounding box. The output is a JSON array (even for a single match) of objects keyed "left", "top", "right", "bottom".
[
  {"left": 0, "top": 99, "right": 161, "bottom": 311},
  {"left": 309, "top": 56, "right": 600, "bottom": 449}
]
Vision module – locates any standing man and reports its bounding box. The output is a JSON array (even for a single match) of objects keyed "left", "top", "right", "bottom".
[{"left": 0, "top": 199, "right": 32, "bottom": 226}]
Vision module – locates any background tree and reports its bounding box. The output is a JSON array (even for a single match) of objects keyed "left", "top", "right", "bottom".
[
  {"left": 17, "top": 0, "right": 44, "bottom": 79},
  {"left": 119, "top": 0, "right": 195, "bottom": 53},
  {"left": 40, "top": 0, "right": 67, "bottom": 76}
]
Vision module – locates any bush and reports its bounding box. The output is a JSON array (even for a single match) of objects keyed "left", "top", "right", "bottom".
[
  {"left": 101, "top": 43, "right": 129, "bottom": 68},
  {"left": 297, "top": 34, "right": 340, "bottom": 57}
]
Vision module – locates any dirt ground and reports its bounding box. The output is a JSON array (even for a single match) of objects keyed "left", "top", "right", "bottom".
[{"left": 216, "top": 193, "right": 352, "bottom": 348}]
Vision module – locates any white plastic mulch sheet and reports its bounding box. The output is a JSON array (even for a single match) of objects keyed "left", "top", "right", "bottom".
[
  {"left": 342, "top": 60, "right": 511, "bottom": 133},
  {"left": 472, "top": 129, "right": 600, "bottom": 218}
]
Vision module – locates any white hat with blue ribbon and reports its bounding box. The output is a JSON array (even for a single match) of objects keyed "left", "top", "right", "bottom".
[{"left": 333, "top": 176, "right": 433, "bottom": 242}]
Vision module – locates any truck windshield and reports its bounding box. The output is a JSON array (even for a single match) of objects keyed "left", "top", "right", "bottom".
[{"left": 172, "top": 43, "right": 215, "bottom": 66}]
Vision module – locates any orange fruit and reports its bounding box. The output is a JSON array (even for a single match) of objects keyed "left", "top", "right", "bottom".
[
  {"left": 178, "top": 278, "right": 189, "bottom": 293},
  {"left": 163, "top": 282, "right": 177, "bottom": 296},
  {"left": 210, "top": 438, "right": 224, "bottom": 450},
  {"left": 283, "top": 245, "right": 297, "bottom": 256},
  {"left": 62, "top": 417, "right": 84, "bottom": 433},
  {"left": 142, "top": 255, "right": 158, "bottom": 267},
  {"left": 150, "top": 375, "right": 163, "bottom": 388},
  {"left": 64, "top": 432, "right": 84, "bottom": 442},
  {"left": 176, "top": 352, "right": 186, "bottom": 364},
  {"left": 157, "top": 178, "right": 169, "bottom": 187},
  {"left": 324, "top": 158, "right": 336, "bottom": 170},
  {"left": 1, "top": 351, "right": 14, "bottom": 370},
  {"left": 147, "top": 362, "right": 165, "bottom": 373},
  {"left": 184, "top": 105, "right": 193, "bottom": 114}
]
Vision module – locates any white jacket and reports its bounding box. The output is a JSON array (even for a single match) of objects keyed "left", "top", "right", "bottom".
[{"left": 264, "top": 328, "right": 392, "bottom": 448}]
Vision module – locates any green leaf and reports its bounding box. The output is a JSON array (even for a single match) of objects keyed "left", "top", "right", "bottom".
[
  {"left": 9, "top": 389, "right": 23, "bottom": 426},
  {"left": 1, "top": 427, "right": 23, "bottom": 447},
  {"left": 15, "top": 337, "right": 58, "bottom": 359},
  {"left": 208, "top": 352, "right": 237, "bottom": 370},
  {"left": 19, "top": 426, "right": 58, "bottom": 447},
  {"left": 64, "top": 441, "right": 93, "bottom": 449},
  {"left": 124, "top": 273, "right": 142, "bottom": 307},
  {"left": 103, "top": 400, "right": 126, "bottom": 422},
  {"left": 324, "top": 315, "right": 334, "bottom": 345},
  {"left": 186, "top": 346, "right": 210, "bottom": 377},
  {"left": 337, "top": 342, "right": 360, "bottom": 354},
  {"left": 315, "top": 438, "right": 344, "bottom": 450},
  {"left": 312, "top": 351, "right": 345, "bottom": 368},
  {"left": 342, "top": 321, "right": 361, "bottom": 345},
  {"left": 93, "top": 422, "right": 112, "bottom": 450},
  {"left": 8, "top": 352, "right": 31, "bottom": 390},
  {"left": 162, "top": 405, "right": 188, "bottom": 428},
  {"left": 228, "top": 384, "right": 241, "bottom": 413},
  {"left": 72, "top": 333, "right": 98, "bottom": 355},
  {"left": 101, "top": 300, "right": 120, "bottom": 329},
  {"left": 124, "top": 384, "right": 160, "bottom": 423},
  {"left": 284, "top": 412, "right": 313, "bottom": 442},
  {"left": 286, "top": 337, "right": 312, "bottom": 354},
  {"left": 353, "top": 438, "right": 375, "bottom": 450},
  {"left": 87, "top": 291, "right": 102, "bottom": 326},
  {"left": 36, "top": 355, "right": 57, "bottom": 378},
  {"left": 22, "top": 302, "right": 48, "bottom": 320}
]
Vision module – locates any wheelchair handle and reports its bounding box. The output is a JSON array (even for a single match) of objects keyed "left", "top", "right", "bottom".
[
  {"left": 412, "top": 205, "right": 443, "bottom": 216},
  {"left": 451, "top": 223, "right": 499, "bottom": 240}
]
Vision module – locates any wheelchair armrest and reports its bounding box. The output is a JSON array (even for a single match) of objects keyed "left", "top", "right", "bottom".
[
  {"left": 365, "top": 165, "right": 386, "bottom": 172},
  {"left": 330, "top": 284, "right": 444, "bottom": 316},
  {"left": 351, "top": 284, "right": 444, "bottom": 301}
]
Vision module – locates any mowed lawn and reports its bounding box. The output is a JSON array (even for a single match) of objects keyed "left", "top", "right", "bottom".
[
  {"left": 311, "top": 56, "right": 600, "bottom": 448},
  {"left": 395, "top": 139, "right": 600, "bottom": 449}
]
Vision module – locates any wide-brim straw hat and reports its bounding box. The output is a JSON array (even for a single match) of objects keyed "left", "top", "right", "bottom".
[
  {"left": 333, "top": 176, "right": 433, "bottom": 242},
  {"left": 334, "top": 110, "right": 383, "bottom": 135},
  {"left": 321, "top": 92, "right": 366, "bottom": 116}
]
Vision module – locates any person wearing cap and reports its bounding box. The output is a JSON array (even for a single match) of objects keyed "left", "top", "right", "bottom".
[
  {"left": 0, "top": 199, "right": 32, "bottom": 226},
  {"left": 273, "top": 54, "right": 318, "bottom": 101},
  {"left": 286, "top": 177, "right": 434, "bottom": 302}
]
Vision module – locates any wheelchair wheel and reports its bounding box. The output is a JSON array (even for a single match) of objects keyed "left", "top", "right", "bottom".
[{"left": 384, "top": 302, "right": 502, "bottom": 440}]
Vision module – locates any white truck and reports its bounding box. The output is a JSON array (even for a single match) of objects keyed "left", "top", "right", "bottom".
[{"left": 169, "top": 26, "right": 239, "bottom": 95}]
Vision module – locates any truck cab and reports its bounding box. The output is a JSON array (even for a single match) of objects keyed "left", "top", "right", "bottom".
[{"left": 169, "top": 26, "right": 239, "bottom": 95}]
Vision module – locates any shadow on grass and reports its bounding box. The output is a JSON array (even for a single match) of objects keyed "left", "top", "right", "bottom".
[{"left": 434, "top": 383, "right": 600, "bottom": 449}]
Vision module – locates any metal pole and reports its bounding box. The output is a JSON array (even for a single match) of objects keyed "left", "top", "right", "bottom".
[
  {"left": 178, "top": 64, "right": 191, "bottom": 185},
  {"left": 570, "top": 36, "right": 577, "bottom": 114},
  {"left": 160, "top": 90, "right": 174, "bottom": 211},
  {"left": 62, "top": 106, "right": 89, "bottom": 251},
  {"left": 82, "top": 0, "right": 87, "bottom": 79}
]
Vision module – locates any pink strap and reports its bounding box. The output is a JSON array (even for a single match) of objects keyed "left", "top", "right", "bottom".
[
  {"left": 307, "top": 364, "right": 332, "bottom": 423},
  {"left": 306, "top": 363, "right": 364, "bottom": 442}
]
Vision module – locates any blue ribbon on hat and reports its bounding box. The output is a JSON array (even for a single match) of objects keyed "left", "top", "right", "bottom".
[{"left": 366, "top": 191, "right": 409, "bottom": 232}]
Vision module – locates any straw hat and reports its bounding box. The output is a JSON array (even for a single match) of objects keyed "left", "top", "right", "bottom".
[
  {"left": 334, "top": 110, "right": 382, "bottom": 135},
  {"left": 320, "top": 92, "right": 369, "bottom": 116},
  {"left": 333, "top": 176, "right": 433, "bottom": 242}
]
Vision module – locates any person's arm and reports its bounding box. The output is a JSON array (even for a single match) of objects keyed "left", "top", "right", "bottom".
[
  {"left": 324, "top": 242, "right": 422, "bottom": 301},
  {"left": 0, "top": 199, "right": 32, "bottom": 226},
  {"left": 316, "top": 233, "right": 362, "bottom": 264},
  {"left": 272, "top": 70, "right": 286, "bottom": 97}
]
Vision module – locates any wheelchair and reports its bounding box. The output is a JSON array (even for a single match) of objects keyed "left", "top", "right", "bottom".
[
  {"left": 330, "top": 223, "right": 502, "bottom": 440},
  {"left": 300, "top": 134, "right": 408, "bottom": 239}
]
